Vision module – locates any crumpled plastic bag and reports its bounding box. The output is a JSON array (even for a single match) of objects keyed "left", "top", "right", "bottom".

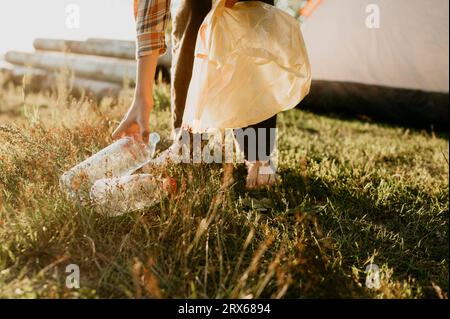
[{"left": 182, "top": 0, "right": 311, "bottom": 132}]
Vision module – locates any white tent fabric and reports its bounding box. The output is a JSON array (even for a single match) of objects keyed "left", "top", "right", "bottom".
[{"left": 301, "top": 0, "right": 449, "bottom": 93}]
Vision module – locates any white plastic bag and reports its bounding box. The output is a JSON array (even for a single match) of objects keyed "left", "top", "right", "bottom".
[{"left": 182, "top": 0, "right": 311, "bottom": 132}]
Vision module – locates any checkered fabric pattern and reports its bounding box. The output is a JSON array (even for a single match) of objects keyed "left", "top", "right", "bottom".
[{"left": 134, "top": 0, "right": 171, "bottom": 58}]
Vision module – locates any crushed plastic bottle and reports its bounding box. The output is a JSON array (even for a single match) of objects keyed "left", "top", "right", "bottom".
[
  {"left": 90, "top": 174, "right": 177, "bottom": 217},
  {"left": 60, "top": 133, "right": 160, "bottom": 199}
]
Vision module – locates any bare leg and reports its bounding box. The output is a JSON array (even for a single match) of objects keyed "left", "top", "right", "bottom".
[
  {"left": 235, "top": 115, "right": 280, "bottom": 189},
  {"left": 235, "top": 0, "right": 279, "bottom": 189}
]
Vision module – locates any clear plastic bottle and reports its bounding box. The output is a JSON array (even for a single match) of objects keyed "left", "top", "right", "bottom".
[
  {"left": 60, "top": 133, "right": 160, "bottom": 199},
  {"left": 90, "top": 174, "right": 177, "bottom": 217}
]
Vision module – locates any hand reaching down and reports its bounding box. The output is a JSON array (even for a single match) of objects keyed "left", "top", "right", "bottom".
[
  {"left": 112, "top": 97, "right": 152, "bottom": 143},
  {"left": 112, "top": 52, "right": 159, "bottom": 144}
]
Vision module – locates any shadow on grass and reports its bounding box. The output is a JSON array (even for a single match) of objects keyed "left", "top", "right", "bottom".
[
  {"left": 230, "top": 166, "right": 370, "bottom": 298},
  {"left": 232, "top": 165, "right": 448, "bottom": 298}
]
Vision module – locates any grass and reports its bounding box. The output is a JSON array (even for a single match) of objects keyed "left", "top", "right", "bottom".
[{"left": 0, "top": 71, "right": 448, "bottom": 299}]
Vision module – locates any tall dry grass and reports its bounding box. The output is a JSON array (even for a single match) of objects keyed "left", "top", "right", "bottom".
[{"left": 0, "top": 70, "right": 448, "bottom": 298}]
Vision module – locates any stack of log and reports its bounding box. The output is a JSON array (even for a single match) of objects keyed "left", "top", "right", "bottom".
[{"left": 0, "top": 38, "right": 171, "bottom": 98}]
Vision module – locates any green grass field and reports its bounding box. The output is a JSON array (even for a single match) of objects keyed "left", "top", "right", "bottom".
[{"left": 0, "top": 75, "right": 448, "bottom": 299}]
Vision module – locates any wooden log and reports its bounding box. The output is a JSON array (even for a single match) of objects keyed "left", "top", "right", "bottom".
[
  {"left": 7, "top": 67, "right": 57, "bottom": 94},
  {"left": 9, "top": 66, "right": 46, "bottom": 87},
  {"left": 0, "top": 60, "right": 13, "bottom": 76},
  {"left": 34, "top": 38, "right": 136, "bottom": 60},
  {"left": 7, "top": 66, "right": 122, "bottom": 98},
  {"left": 86, "top": 38, "right": 172, "bottom": 69},
  {"left": 5, "top": 51, "right": 136, "bottom": 85},
  {"left": 70, "top": 77, "right": 122, "bottom": 98},
  {"left": 0, "top": 65, "right": 13, "bottom": 88},
  {"left": 0, "top": 57, "right": 12, "bottom": 69},
  {"left": 87, "top": 38, "right": 134, "bottom": 45},
  {"left": 0, "top": 67, "right": 12, "bottom": 77},
  {"left": 34, "top": 38, "right": 173, "bottom": 69}
]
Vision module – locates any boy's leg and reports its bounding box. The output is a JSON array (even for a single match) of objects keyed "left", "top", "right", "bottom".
[
  {"left": 234, "top": 114, "right": 279, "bottom": 189},
  {"left": 236, "top": 115, "right": 277, "bottom": 163},
  {"left": 236, "top": 0, "right": 278, "bottom": 188},
  {"left": 171, "top": 0, "right": 212, "bottom": 135},
  {"left": 237, "top": 0, "right": 277, "bottom": 163}
]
